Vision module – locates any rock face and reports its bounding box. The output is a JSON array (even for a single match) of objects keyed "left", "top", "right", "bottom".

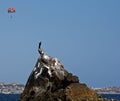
[{"left": 19, "top": 43, "right": 117, "bottom": 101}]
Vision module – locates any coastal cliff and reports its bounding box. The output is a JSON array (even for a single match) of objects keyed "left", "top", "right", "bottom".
[{"left": 19, "top": 42, "right": 117, "bottom": 101}]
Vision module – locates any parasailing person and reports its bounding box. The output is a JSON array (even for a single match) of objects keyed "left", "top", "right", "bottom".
[{"left": 8, "top": 7, "right": 16, "bottom": 18}]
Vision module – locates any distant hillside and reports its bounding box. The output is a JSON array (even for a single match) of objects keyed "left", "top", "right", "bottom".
[
  {"left": 0, "top": 82, "right": 24, "bottom": 94},
  {"left": 93, "top": 87, "right": 120, "bottom": 94}
]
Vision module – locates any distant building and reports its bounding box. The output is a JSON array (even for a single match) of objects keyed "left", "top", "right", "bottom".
[{"left": 0, "top": 82, "right": 24, "bottom": 94}]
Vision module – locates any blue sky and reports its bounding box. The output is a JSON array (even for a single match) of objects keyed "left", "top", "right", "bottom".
[{"left": 0, "top": 0, "right": 120, "bottom": 87}]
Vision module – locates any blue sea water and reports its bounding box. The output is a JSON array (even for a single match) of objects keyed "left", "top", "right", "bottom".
[
  {"left": 0, "top": 94, "right": 120, "bottom": 101},
  {"left": 101, "top": 94, "right": 120, "bottom": 101},
  {"left": 0, "top": 94, "right": 20, "bottom": 101}
]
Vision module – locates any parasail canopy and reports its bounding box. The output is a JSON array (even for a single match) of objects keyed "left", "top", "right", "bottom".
[{"left": 8, "top": 8, "right": 16, "bottom": 13}]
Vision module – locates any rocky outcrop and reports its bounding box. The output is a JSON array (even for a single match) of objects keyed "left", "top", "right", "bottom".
[{"left": 19, "top": 42, "right": 117, "bottom": 101}]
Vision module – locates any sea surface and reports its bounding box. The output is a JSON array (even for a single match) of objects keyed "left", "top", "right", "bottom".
[
  {"left": 101, "top": 94, "right": 120, "bottom": 101},
  {"left": 0, "top": 94, "right": 20, "bottom": 101},
  {"left": 0, "top": 94, "right": 120, "bottom": 101}
]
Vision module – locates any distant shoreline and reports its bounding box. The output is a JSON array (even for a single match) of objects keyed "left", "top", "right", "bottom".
[
  {"left": 99, "top": 93, "right": 120, "bottom": 94},
  {"left": 0, "top": 82, "right": 24, "bottom": 94},
  {"left": 0, "top": 82, "right": 120, "bottom": 94},
  {"left": 92, "top": 86, "right": 120, "bottom": 95}
]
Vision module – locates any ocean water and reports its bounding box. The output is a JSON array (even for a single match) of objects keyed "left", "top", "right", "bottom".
[
  {"left": 101, "top": 94, "right": 120, "bottom": 101},
  {"left": 0, "top": 94, "right": 20, "bottom": 101},
  {"left": 0, "top": 94, "right": 120, "bottom": 101}
]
